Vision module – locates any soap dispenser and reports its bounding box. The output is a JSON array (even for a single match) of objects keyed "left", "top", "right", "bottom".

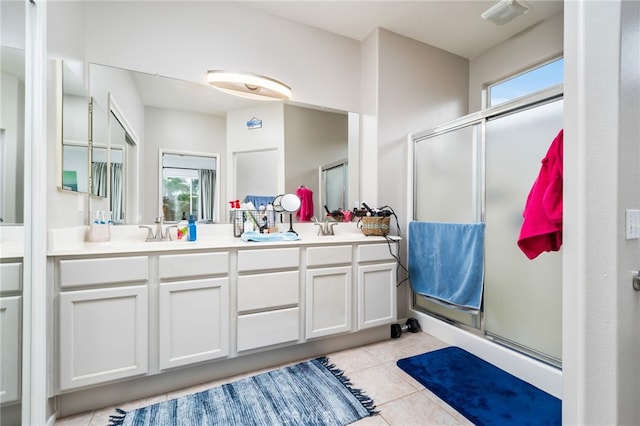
[
  {"left": 177, "top": 212, "right": 188, "bottom": 240},
  {"left": 187, "top": 214, "right": 197, "bottom": 241}
]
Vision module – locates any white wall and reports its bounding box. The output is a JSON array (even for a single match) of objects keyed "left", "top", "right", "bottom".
[
  {"left": 144, "top": 107, "right": 226, "bottom": 223},
  {"left": 469, "top": 12, "right": 564, "bottom": 112},
  {"left": 564, "top": 0, "right": 640, "bottom": 423},
  {"left": 371, "top": 29, "right": 469, "bottom": 318},
  {"left": 81, "top": 1, "right": 361, "bottom": 113}
]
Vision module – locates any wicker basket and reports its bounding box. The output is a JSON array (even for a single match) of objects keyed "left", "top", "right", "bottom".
[{"left": 359, "top": 216, "right": 391, "bottom": 236}]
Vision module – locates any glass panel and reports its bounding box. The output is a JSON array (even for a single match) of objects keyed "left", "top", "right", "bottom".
[
  {"left": 489, "top": 58, "right": 564, "bottom": 107},
  {"left": 413, "top": 124, "right": 481, "bottom": 327},
  {"left": 414, "top": 125, "right": 479, "bottom": 223},
  {"left": 484, "top": 99, "right": 563, "bottom": 361},
  {"left": 323, "top": 162, "right": 347, "bottom": 212}
]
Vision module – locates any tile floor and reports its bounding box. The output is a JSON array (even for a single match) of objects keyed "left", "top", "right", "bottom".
[{"left": 55, "top": 332, "right": 473, "bottom": 425}]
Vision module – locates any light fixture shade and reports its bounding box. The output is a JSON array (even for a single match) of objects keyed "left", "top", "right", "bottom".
[
  {"left": 481, "top": 0, "right": 530, "bottom": 26},
  {"left": 207, "top": 70, "right": 292, "bottom": 100}
]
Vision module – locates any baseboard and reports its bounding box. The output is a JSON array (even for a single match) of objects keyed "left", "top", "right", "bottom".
[{"left": 409, "top": 308, "right": 562, "bottom": 399}]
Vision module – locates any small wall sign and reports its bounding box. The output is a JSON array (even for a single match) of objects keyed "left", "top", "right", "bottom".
[{"left": 246, "top": 117, "right": 262, "bottom": 130}]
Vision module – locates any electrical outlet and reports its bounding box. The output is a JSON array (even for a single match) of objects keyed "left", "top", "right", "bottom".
[{"left": 625, "top": 209, "right": 640, "bottom": 240}]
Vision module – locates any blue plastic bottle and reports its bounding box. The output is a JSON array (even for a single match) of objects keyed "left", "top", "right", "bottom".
[{"left": 188, "top": 214, "right": 197, "bottom": 241}]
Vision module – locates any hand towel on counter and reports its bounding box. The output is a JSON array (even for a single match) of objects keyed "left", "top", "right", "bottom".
[
  {"left": 241, "top": 231, "right": 301, "bottom": 242},
  {"left": 408, "top": 221, "right": 485, "bottom": 312},
  {"left": 517, "top": 129, "right": 563, "bottom": 260}
]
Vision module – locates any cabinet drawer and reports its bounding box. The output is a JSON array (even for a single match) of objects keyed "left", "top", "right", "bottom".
[
  {"left": 237, "top": 248, "right": 300, "bottom": 272},
  {"left": 357, "top": 243, "right": 397, "bottom": 263},
  {"left": 306, "top": 245, "right": 352, "bottom": 267},
  {"left": 237, "top": 271, "right": 299, "bottom": 313},
  {"left": 237, "top": 307, "right": 299, "bottom": 352},
  {"left": 59, "top": 256, "right": 149, "bottom": 289},
  {"left": 0, "top": 262, "right": 22, "bottom": 293},
  {"left": 159, "top": 252, "right": 229, "bottom": 280}
]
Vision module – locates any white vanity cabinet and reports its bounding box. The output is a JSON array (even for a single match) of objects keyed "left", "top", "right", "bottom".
[
  {"left": 57, "top": 256, "right": 149, "bottom": 391},
  {"left": 357, "top": 243, "right": 398, "bottom": 329},
  {"left": 305, "top": 245, "right": 353, "bottom": 339},
  {"left": 236, "top": 247, "right": 301, "bottom": 352},
  {"left": 0, "top": 261, "right": 23, "bottom": 404},
  {"left": 157, "top": 252, "right": 230, "bottom": 370}
]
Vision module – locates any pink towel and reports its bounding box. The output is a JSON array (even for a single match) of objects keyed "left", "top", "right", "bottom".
[
  {"left": 517, "top": 129, "right": 563, "bottom": 260},
  {"left": 296, "top": 186, "right": 314, "bottom": 222}
]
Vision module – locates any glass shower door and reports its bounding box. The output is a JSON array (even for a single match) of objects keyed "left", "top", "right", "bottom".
[{"left": 484, "top": 99, "right": 563, "bottom": 363}]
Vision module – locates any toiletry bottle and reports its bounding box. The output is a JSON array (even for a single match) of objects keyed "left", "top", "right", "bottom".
[
  {"left": 177, "top": 212, "right": 188, "bottom": 240},
  {"left": 266, "top": 203, "right": 275, "bottom": 229},
  {"left": 244, "top": 216, "right": 253, "bottom": 234},
  {"left": 188, "top": 214, "right": 197, "bottom": 241}
]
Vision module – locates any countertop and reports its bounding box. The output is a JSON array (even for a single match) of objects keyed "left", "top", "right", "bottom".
[{"left": 47, "top": 223, "right": 400, "bottom": 257}]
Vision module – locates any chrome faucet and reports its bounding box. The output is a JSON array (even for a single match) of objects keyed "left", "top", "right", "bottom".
[
  {"left": 139, "top": 216, "right": 175, "bottom": 241},
  {"left": 313, "top": 216, "right": 338, "bottom": 236}
]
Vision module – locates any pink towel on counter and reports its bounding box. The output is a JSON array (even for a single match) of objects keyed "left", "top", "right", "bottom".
[
  {"left": 517, "top": 129, "right": 564, "bottom": 260},
  {"left": 296, "top": 186, "right": 314, "bottom": 222}
]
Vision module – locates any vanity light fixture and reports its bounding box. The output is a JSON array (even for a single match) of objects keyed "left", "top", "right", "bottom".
[
  {"left": 481, "top": 0, "right": 530, "bottom": 26},
  {"left": 206, "top": 70, "right": 292, "bottom": 100}
]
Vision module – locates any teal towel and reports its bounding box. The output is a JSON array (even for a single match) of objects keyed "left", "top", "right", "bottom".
[
  {"left": 408, "top": 221, "right": 485, "bottom": 311},
  {"left": 241, "top": 231, "right": 301, "bottom": 242}
]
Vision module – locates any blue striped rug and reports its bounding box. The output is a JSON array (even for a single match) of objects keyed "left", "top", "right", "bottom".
[{"left": 109, "top": 357, "right": 377, "bottom": 426}]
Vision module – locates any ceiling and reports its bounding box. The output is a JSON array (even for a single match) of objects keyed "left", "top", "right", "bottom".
[{"left": 241, "top": 0, "right": 564, "bottom": 60}]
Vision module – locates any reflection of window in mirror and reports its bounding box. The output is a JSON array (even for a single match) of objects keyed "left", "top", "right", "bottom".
[
  {"left": 110, "top": 147, "right": 124, "bottom": 223},
  {"left": 160, "top": 151, "right": 219, "bottom": 223},
  {"left": 320, "top": 160, "right": 348, "bottom": 213},
  {"left": 91, "top": 146, "right": 108, "bottom": 197}
]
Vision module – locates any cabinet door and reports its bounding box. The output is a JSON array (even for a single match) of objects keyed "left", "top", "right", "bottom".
[
  {"left": 358, "top": 263, "right": 397, "bottom": 329},
  {"left": 0, "top": 296, "right": 21, "bottom": 403},
  {"left": 59, "top": 286, "right": 148, "bottom": 391},
  {"left": 305, "top": 266, "right": 352, "bottom": 339},
  {"left": 158, "top": 278, "right": 229, "bottom": 370}
]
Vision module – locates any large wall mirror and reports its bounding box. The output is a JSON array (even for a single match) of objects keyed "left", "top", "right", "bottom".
[
  {"left": 88, "top": 63, "right": 358, "bottom": 225},
  {"left": 0, "top": 45, "right": 25, "bottom": 225}
]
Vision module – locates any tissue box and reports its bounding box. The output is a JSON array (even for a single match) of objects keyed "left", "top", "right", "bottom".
[{"left": 87, "top": 223, "right": 111, "bottom": 242}]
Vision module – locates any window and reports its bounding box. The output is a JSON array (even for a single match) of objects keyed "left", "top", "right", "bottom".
[
  {"left": 488, "top": 58, "right": 563, "bottom": 107},
  {"left": 161, "top": 152, "right": 217, "bottom": 223}
]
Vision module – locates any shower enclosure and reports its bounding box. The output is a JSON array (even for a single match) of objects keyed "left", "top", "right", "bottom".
[{"left": 411, "top": 87, "right": 563, "bottom": 365}]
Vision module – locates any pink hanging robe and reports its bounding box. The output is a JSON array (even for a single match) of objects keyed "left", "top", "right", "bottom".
[
  {"left": 296, "top": 186, "right": 314, "bottom": 222},
  {"left": 517, "top": 129, "right": 564, "bottom": 260}
]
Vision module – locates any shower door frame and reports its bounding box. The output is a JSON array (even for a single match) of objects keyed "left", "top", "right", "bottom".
[{"left": 408, "top": 84, "right": 563, "bottom": 367}]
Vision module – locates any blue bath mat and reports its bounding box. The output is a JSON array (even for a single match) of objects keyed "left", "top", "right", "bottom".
[
  {"left": 109, "top": 357, "right": 377, "bottom": 425},
  {"left": 397, "top": 346, "right": 561, "bottom": 425}
]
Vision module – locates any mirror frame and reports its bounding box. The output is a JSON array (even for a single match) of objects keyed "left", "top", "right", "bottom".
[{"left": 107, "top": 94, "right": 140, "bottom": 224}]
